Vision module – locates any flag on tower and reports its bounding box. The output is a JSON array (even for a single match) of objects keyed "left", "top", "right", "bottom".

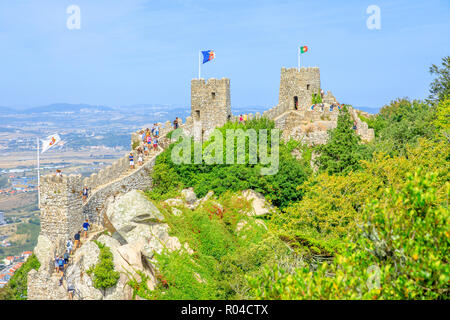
[
  {"left": 300, "top": 46, "right": 308, "bottom": 54},
  {"left": 201, "top": 50, "right": 215, "bottom": 64},
  {"left": 41, "top": 134, "right": 61, "bottom": 153}
]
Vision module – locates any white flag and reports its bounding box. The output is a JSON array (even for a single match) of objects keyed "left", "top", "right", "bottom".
[{"left": 41, "top": 134, "right": 61, "bottom": 153}]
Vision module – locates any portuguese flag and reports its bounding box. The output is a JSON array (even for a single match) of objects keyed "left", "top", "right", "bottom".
[{"left": 300, "top": 46, "right": 308, "bottom": 54}]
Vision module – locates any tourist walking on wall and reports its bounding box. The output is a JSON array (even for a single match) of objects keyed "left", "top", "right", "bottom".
[
  {"left": 58, "top": 256, "right": 65, "bottom": 276},
  {"left": 243, "top": 114, "right": 247, "bottom": 124},
  {"left": 82, "top": 186, "right": 89, "bottom": 201},
  {"left": 68, "top": 283, "right": 75, "bottom": 300},
  {"left": 153, "top": 137, "right": 158, "bottom": 151},
  {"left": 54, "top": 255, "right": 60, "bottom": 273},
  {"left": 82, "top": 219, "right": 90, "bottom": 239},
  {"left": 146, "top": 135, "right": 152, "bottom": 153},
  {"left": 66, "top": 239, "right": 73, "bottom": 254},
  {"left": 173, "top": 118, "right": 179, "bottom": 129},
  {"left": 74, "top": 231, "right": 81, "bottom": 249},
  {"left": 63, "top": 250, "right": 70, "bottom": 265},
  {"left": 239, "top": 115, "right": 243, "bottom": 124},
  {"left": 129, "top": 152, "right": 135, "bottom": 169}
]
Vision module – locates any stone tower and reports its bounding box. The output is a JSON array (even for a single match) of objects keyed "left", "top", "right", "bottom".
[
  {"left": 278, "top": 67, "right": 321, "bottom": 111},
  {"left": 191, "top": 78, "right": 231, "bottom": 141},
  {"left": 39, "top": 174, "right": 84, "bottom": 243}
]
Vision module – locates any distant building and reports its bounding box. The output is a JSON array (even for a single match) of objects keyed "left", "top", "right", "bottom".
[
  {"left": 22, "top": 251, "right": 32, "bottom": 260},
  {"left": 0, "top": 212, "right": 6, "bottom": 225},
  {"left": 3, "top": 256, "right": 14, "bottom": 266}
]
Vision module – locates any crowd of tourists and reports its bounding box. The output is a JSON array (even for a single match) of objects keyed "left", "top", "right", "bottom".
[
  {"left": 52, "top": 219, "right": 91, "bottom": 299},
  {"left": 310, "top": 103, "right": 342, "bottom": 111}
]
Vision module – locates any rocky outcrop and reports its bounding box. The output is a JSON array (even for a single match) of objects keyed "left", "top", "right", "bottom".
[
  {"left": 241, "top": 190, "right": 275, "bottom": 216},
  {"left": 181, "top": 187, "right": 197, "bottom": 205},
  {"left": 29, "top": 189, "right": 189, "bottom": 300}
]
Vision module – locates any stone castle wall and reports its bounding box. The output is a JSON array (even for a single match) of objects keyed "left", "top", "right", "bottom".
[
  {"left": 38, "top": 119, "right": 192, "bottom": 243},
  {"left": 39, "top": 174, "right": 84, "bottom": 242},
  {"left": 191, "top": 78, "right": 231, "bottom": 140},
  {"left": 279, "top": 67, "right": 321, "bottom": 111}
]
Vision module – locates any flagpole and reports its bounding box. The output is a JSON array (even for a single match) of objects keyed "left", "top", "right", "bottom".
[
  {"left": 37, "top": 137, "right": 40, "bottom": 208},
  {"left": 199, "top": 51, "right": 201, "bottom": 79},
  {"left": 298, "top": 47, "right": 300, "bottom": 71}
]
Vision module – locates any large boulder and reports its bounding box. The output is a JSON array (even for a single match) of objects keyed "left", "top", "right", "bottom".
[
  {"left": 33, "top": 235, "right": 56, "bottom": 273},
  {"left": 105, "top": 189, "right": 183, "bottom": 263},
  {"left": 241, "top": 190, "right": 275, "bottom": 216},
  {"left": 181, "top": 187, "right": 197, "bottom": 204},
  {"left": 105, "top": 190, "right": 164, "bottom": 245},
  {"left": 65, "top": 241, "right": 103, "bottom": 300},
  {"left": 106, "top": 190, "right": 164, "bottom": 232}
]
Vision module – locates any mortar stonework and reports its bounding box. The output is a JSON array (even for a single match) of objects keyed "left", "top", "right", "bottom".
[
  {"left": 191, "top": 78, "right": 231, "bottom": 141},
  {"left": 39, "top": 174, "right": 84, "bottom": 243},
  {"left": 279, "top": 67, "right": 321, "bottom": 111}
]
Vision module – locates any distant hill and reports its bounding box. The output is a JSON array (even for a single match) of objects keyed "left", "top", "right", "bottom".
[
  {"left": 0, "top": 106, "right": 14, "bottom": 114},
  {"left": 25, "top": 103, "right": 113, "bottom": 113}
]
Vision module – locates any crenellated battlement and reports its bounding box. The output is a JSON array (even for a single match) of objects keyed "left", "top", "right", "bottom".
[{"left": 39, "top": 174, "right": 84, "bottom": 242}]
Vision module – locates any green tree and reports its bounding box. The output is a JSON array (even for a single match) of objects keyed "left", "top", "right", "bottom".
[
  {"left": 429, "top": 56, "right": 450, "bottom": 104},
  {"left": 87, "top": 241, "right": 120, "bottom": 291},
  {"left": 315, "top": 105, "right": 366, "bottom": 175},
  {"left": 433, "top": 96, "right": 450, "bottom": 141},
  {"left": 0, "top": 254, "right": 40, "bottom": 300},
  {"left": 248, "top": 169, "right": 450, "bottom": 299},
  {"left": 370, "top": 98, "right": 435, "bottom": 156}
]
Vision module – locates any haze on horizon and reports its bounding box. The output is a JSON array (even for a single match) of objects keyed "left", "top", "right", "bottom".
[{"left": 0, "top": 0, "right": 449, "bottom": 112}]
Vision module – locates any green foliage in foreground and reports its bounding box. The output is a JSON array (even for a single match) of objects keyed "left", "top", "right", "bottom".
[
  {"left": 87, "top": 241, "right": 120, "bottom": 290},
  {"left": 148, "top": 118, "right": 311, "bottom": 209},
  {"left": 132, "top": 193, "right": 292, "bottom": 300},
  {"left": 249, "top": 170, "right": 449, "bottom": 299},
  {"left": 0, "top": 254, "right": 40, "bottom": 300}
]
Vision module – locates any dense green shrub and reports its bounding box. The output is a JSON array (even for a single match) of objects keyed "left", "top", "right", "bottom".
[
  {"left": 87, "top": 241, "right": 120, "bottom": 290},
  {"left": 315, "top": 105, "right": 369, "bottom": 175},
  {"left": 0, "top": 254, "right": 40, "bottom": 300},
  {"left": 148, "top": 118, "right": 310, "bottom": 209},
  {"left": 134, "top": 193, "right": 289, "bottom": 300},
  {"left": 249, "top": 169, "right": 449, "bottom": 299}
]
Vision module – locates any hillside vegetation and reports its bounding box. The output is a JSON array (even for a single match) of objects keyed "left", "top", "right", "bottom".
[
  {"left": 2, "top": 57, "right": 448, "bottom": 300},
  {"left": 144, "top": 57, "right": 449, "bottom": 300}
]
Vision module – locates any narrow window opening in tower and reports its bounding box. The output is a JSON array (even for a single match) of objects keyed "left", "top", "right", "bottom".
[
  {"left": 294, "top": 96, "right": 299, "bottom": 110},
  {"left": 195, "top": 110, "right": 200, "bottom": 121},
  {"left": 211, "top": 92, "right": 216, "bottom": 99},
  {"left": 307, "top": 84, "right": 310, "bottom": 90}
]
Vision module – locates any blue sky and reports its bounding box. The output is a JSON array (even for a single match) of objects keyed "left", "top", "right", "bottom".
[{"left": 0, "top": 0, "right": 449, "bottom": 111}]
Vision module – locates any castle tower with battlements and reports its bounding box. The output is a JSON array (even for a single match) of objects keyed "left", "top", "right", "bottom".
[
  {"left": 191, "top": 78, "right": 231, "bottom": 141},
  {"left": 278, "top": 67, "right": 321, "bottom": 112},
  {"left": 39, "top": 174, "right": 84, "bottom": 243}
]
